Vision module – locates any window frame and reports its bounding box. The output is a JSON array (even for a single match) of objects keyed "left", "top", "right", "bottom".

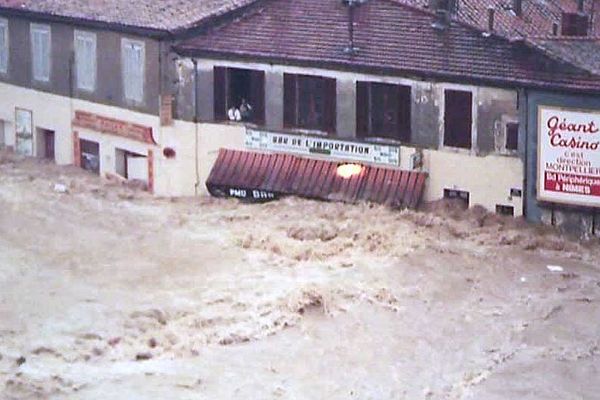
[
  {"left": 30, "top": 23, "right": 51, "bottom": 82},
  {"left": 505, "top": 121, "right": 519, "bottom": 152},
  {"left": 121, "top": 38, "right": 145, "bottom": 104},
  {"left": 442, "top": 88, "right": 474, "bottom": 150},
  {"left": 74, "top": 30, "right": 97, "bottom": 92},
  {"left": 283, "top": 73, "right": 336, "bottom": 134},
  {"left": 356, "top": 80, "right": 411, "bottom": 143},
  {"left": 213, "top": 66, "right": 265, "bottom": 125},
  {"left": 0, "top": 18, "right": 8, "bottom": 74}
]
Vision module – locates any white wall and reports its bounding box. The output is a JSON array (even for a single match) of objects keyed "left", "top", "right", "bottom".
[{"left": 0, "top": 81, "right": 524, "bottom": 215}]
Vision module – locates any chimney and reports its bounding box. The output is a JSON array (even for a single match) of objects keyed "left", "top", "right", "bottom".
[
  {"left": 513, "top": 0, "right": 522, "bottom": 16},
  {"left": 577, "top": 0, "right": 584, "bottom": 13},
  {"left": 430, "top": 0, "right": 452, "bottom": 30},
  {"left": 487, "top": 7, "right": 495, "bottom": 33},
  {"left": 552, "top": 22, "right": 558, "bottom": 35}
]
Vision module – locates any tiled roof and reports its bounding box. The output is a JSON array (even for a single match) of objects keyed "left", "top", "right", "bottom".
[
  {"left": 395, "top": 0, "right": 600, "bottom": 40},
  {"left": 529, "top": 38, "right": 600, "bottom": 75},
  {"left": 0, "top": 0, "right": 258, "bottom": 32},
  {"left": 176, "top": 0, "right": 600, "bottom": 93}
]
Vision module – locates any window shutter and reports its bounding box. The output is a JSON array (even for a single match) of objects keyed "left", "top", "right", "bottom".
[
  {"left": 213, "top": 66, "right": 227, "bottom": 121},
  {"left": 249, "top": 70, "right": 265, "bottom": 125},
  {"left": 122, "top": 40, "right": 144, "bottom": 102},
  {"left": 356, "top": 81, "right": 368, "bottom": 137},
  {"left": 134, "top": 45, "right": 144, "bottom": 101},
  {"left": 0, "top": 23, "right": 7, "bottom": 73},
  {"left": 323, "top": 77, "right": 336, "bottom": 133},
  {"left": 444, "top": 90, "right": 472, "bottom": 148},
  {"left": 397, "top": 85, "right": 411, "bottom": 142},
  {"left": 283, "top": 73, "right": 297, "bottom": 128},
  {"left": 42, "top": 30, "right": 50, "bottom": 80},
  {"left": 32, "top": 28, "right": 50, "bottom": 81}
]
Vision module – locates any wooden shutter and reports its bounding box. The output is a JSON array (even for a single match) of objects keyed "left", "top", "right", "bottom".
[
  {"left": 356, "top": 81, "right": 369, "bottom": 138},
  {"left": 397, "top": 85, "right": 411, "bottom": 142},
  {"left": 213, "top": 66, "right": 227, "bottom": 121},
  {"left": 323, "top": 77, "right": 336, "bottom": 133},
  {"left": 250, "top": 70, "right": 265, "bottom": 125},
  {"left": 444, "top": 90, "right": 472, "bottom": 149},
  {"left": 283, "top": 73, "right": 297, "bottom": 128}
]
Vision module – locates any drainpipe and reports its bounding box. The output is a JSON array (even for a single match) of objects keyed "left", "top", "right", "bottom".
[
  {"left": 522, "top": 88, "right": 529, "bottom": 219},
  {"left": 192, "top": 58, "right": 200, "bottom": 196},
  {"left": 68, "top": 50, "right": 75, "bottom": 162}
]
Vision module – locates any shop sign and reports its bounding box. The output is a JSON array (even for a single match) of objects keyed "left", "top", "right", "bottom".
[
  {"left": 245, "top": 129, "right": 400, "bottom": 166},
  {"left": 537, "top": 105, "right": 600, "bottom": 208},
  {"left": 206, "top": 184, "right": 279, "bottom": 202},
  {"left": 73, "top": 110, "right": 156, "bottom": 144}
]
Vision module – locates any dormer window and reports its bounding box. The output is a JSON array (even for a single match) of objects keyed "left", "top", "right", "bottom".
[{"left": 561, "top": 12, "right": 589, "bottom": 36}]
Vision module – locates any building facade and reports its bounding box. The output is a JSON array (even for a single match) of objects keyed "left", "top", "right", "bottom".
[{"left": 0, "top": 0, "right": 599, "bottom": 234}]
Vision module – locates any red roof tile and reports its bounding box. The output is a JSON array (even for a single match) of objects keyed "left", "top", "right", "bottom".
[
  {"left": 0, "top": 0, "right": 258, "bottom": 32},
  {"left": 176, "top": 0, "right": 600, "bottom": 93}
]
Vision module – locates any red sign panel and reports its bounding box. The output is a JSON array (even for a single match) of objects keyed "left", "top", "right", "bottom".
[
  {"left": 537, "top": 106, "right": 600, "bottom": 208},
  {"left": 73, "top": 110, "right": 156, "bottom": 145}
]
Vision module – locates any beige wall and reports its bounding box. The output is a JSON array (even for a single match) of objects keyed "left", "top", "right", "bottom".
[{"left": 0, "top": 81, "right": 523, "bottom": 215}]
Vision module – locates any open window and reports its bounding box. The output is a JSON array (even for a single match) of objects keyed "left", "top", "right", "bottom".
[
  {"left": 80, "top": 139, "right": 99, "bottom": 175},
  {"left": 506, "top": 122, "right": 518, "bottom": 151},
  {"left": 444, "top": 89, "right": 472, "bottom": 149},
  {"left": 356, "top": 81, "right": 411, "bottom": 142},
  {"left": 214, "top": 66, "right": 265, "bottom": 125},
  {"left": 283, "top": 73, "right": 336, "bottom": 133},
  {"left": 561, "top": 13, "right": 588, "bottom": 36}
]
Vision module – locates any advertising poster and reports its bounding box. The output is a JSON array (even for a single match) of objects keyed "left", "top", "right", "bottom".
[{"left": 537, "top": 105, "right": 600, "bottom": 208}]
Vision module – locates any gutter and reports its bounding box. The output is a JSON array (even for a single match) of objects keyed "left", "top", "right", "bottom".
[
  {"left": 173, "top": 47, "right": 600, "bottom": 96},
  {"left": 0, "top": 7, "right": 170, "bottom": 39}
]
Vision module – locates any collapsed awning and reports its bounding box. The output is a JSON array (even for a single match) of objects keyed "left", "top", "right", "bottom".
[{"left": 206, "top": 149, "right": 427, "bottom": 208}]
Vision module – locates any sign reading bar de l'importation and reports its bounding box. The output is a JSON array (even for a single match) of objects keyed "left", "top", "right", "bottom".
[
  {"left": 537, "top": 105, "right": 600, "bottom": 208},
  {"left": 245, "top": 129, "right": 400, "bottom": 166}
]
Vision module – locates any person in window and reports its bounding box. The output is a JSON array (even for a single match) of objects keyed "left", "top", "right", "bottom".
[
  {"left": 227, "top": 105, "right": 241, "bottom": 121},
  {"left": 239, "top": 98, "right": 253, "bottom": 121}
]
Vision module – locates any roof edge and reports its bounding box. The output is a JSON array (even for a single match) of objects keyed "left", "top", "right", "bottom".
[
  {"left": 0, "top": 6, "right": 170, "bottom": 38},
  {"left": 173, "top": 47, "right": 600, "bottom": 95}
]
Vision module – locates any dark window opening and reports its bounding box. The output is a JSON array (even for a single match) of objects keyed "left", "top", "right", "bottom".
[
  {"left": 214, "top": 67, "right": 265, "bottom": 125},
  {"left": 506, "top": 122, "right": 519, "bottom": 151},
  {"left": 356, "top": 81, "right": 411, "bottom": 142},
  {"left": 443, "top": 188, "right": 470, "bottom": 208},
  {"left": 444, "top": 90, "right": 472, "bottom": 149},
  {"left": 37, "top": 128, "right": 55, "bottom": 161},
  {"left": 510, "top": 188, "right": 522, "bottom": 198},
  {"left": 561, "top": 13, "right": 589, "bottom": 36},
  {"left": 80, "top": 139, "right": 99, "bottom": 175},
  {"left": 284, "top": 73, "right": 336, "bottom": 133},
  {"left": 496, "top": 204, "right": 514, "bottom": 216}
]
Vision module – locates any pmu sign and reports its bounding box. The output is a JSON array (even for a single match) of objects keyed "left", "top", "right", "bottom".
[{"left": 537, "top": 105, "right": 600, "bottom": 208}]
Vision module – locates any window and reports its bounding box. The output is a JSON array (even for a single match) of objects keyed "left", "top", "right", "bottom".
[
  {"left": 356, "top": 81, "right": 411, "bottom": 141},
  {"left": 506, "top": 122, "right": 518, "bottom": 151},
  {"left": 561, "top": 13, "right": 588, "bottom": 36},
  {"left": 0, "top": 18, "right": 8, "bottom": 73},
  {"left": 80, "top": 139, "right": 100, "bottom": 174},
  {"left": 284, "top": 73, "right": 336, "bottom": 133},
  {"left": 74, "top": 31, "right": 97, "bottom": 91},
  {"left": 121, "top": 38, "right": 145, "bottom": 103},
  {"left": 214, "top": 67, "right": 265, "bottom": 124},
  {"left": 444, "top": 89, "right": 472, "bottom": 149},
  {"left": 31, "top": 24, "right": 51, "bottom": 82}
]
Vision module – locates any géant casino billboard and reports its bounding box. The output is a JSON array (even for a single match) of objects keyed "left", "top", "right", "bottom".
[{"left": 537, "top": 105, "right": 600, "bottom": 209}]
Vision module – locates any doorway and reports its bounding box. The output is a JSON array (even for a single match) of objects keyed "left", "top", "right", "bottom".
[{"left": 37, "top": 128, "right": 55, "bottom": 161}]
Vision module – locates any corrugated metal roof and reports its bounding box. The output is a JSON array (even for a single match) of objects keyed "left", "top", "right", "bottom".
[{"left": 206, "top": 148, "right": 428, "bottom": 208}]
